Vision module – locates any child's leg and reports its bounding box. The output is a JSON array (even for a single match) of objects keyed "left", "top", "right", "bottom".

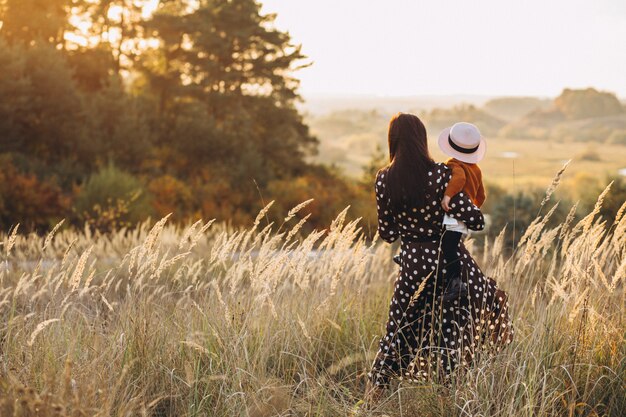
[
  {"left": 441, "top": 230, "right": 468, "bottom": 302},
  {"left": 441, "top": 230, "right": 462, "bottom": 280}
]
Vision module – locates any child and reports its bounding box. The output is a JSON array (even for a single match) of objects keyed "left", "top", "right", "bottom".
[{"left": 438, "top": 122, "right": 486, "bottom": 302}]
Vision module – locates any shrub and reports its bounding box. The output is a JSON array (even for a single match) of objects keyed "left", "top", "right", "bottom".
[
  {"left": 576, "top": 175, "right": 626, "bottom": 222},
  {"left": 0, "top": 160, "right": 68, "bottom": 232},
  {"left": 576, "top": 147, "right": 602, "bottom": 161},
  {"left": 73, "top": 164, "right": 152, "bottom": 232},
  {"left": 195, "top": 175, "right": 254, "bottom": 226},
  {"left": 607, "top": 129, "right": 626, "bottom": 145},
  {"left": 483, "top": 186, "right": 572, "bottom": 250},
  {"left": 147, "top": 175, "right": 195, "bottom": 220},
  {"left": 267, "top": 165, "right": 376, "bottom": 233}
]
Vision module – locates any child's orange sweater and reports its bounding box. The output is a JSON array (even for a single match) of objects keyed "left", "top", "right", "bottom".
[{"left": 445, "top": 158, "right": 486, "bottom": 208}]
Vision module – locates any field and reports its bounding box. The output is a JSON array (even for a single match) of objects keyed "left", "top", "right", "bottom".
[
  {"left": 432, "top": 138, "right": 626, "bottom": 189},
  {"left": 0, "top": 187, "right": 625, "bottom": 416},
  {"left": 308, "top": 113, "right": 626, "bottom": 190}
]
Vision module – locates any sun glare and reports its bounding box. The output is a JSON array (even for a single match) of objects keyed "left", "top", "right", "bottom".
[
  {"left": 65, "top": 14, "right": 94, "bottom": 47},
  {"left": 107, "top": 5, "right": 124, "bottom": 21},
  {"left": 142, "top": 0, "right": 160, "bottom": 19},
  {"left": 108, "top": 0, "right": 158, "bottom": 23},
  {"left": 64, "top": 1, "right": 161, "bottom": 50}
]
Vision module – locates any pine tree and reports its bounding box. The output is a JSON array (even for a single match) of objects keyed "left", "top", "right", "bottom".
[{"left": 139, "top": 0, "right": 316, "bottom": 183}]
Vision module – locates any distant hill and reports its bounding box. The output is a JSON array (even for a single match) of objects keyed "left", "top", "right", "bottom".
[
  {"left": 483, "top": 97, "right": 552, "bottom": 121},
  {"left": 419, "top": 104, "right": 506, "bottom": 137},
  {"left": 306, "top": 107, "right": 626, "bottom": 183},
  {"left": 300, "top": 94, "right": 493, "bottom": 115},
  {"left": 305, "top": 88, "right": 626, "bottom": 179},
  {"left": 555, "top": 88, "right": 624, "bottom": 119},
  {"left": 502, "top": 113, "right": 626, "bottom": 142},
  {"left": 500, "top": 88, "right": 626, "bottom": 142}
]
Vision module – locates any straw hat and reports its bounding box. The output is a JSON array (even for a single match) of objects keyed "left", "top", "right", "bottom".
[{"left": 437, "top": 122, "right": 486, "bottom": 164}]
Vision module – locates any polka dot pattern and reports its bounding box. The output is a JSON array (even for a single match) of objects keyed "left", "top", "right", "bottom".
[{"left": 369, "top": 163, "right": 513, "bottom": 387}]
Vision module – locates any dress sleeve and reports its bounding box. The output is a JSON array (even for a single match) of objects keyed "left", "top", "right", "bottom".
[
  {"left": 446, "top": 191, "right": 485, "bottom": 231},
  {"left": 375, "top": 169, "right": 399, "bottom": 243}
]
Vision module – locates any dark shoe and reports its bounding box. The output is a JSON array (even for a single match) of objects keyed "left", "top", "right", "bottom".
[
  {"left": 393, "top": 254, "right": 401, "bottom": 265},
  {"left": 442, "top": 277, "right": 468, "bottom": 303}
]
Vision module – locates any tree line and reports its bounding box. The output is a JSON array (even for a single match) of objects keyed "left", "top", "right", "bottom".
[{"left": 0, "top": 0, "right": 372, "bottom": 232}]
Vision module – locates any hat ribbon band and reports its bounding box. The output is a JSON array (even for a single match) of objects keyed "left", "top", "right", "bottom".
[{"left": 448, "top": 135, "right": 479, "bottom": 154}]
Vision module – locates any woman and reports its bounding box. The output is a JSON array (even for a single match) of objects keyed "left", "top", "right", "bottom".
[{"left": 366, "top": 113, "right": 513, "bottom": 396}]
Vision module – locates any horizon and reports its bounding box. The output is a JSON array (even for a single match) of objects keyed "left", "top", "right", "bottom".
[{"left": 300, "top": 90, "right": 624, "bottom": 100}]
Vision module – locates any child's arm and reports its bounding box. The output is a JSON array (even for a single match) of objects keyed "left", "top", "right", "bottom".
[
  {"left": 476, "top": 180, "right": 486, "bottom": 208},
  {"left": 442, "top": 160, "right": 466, "bottom": 211}
]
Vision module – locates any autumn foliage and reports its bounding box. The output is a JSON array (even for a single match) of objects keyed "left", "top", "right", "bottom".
[{"left": 0, "top": 0, "right": 364, "bottom": 232}]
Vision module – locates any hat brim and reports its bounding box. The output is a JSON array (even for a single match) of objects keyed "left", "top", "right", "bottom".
[{"left": 437, "top": 126, "right": 486, "bottom": 164}]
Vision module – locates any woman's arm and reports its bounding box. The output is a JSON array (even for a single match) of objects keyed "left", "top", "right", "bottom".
[
  {"left": 375, "top": 169, "right": 399, "bottom": 243},
  {"left": 446, "top": 191, "right": 485, "bottom": 231}
]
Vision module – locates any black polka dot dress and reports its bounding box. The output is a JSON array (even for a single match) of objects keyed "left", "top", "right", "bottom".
[{"left": 368, "top": 163, "right": 513, "bottom": 387}]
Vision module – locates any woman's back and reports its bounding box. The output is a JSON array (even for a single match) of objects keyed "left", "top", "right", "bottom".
[{"left": 376, "top": 162, "right": 484, "bottom": 243}]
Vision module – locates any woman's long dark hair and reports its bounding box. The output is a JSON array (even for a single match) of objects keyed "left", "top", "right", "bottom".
[{"left": 385, "top": 113, "right": 435, "bottom": 210}]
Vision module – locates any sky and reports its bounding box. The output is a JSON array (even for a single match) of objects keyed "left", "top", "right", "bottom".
[{"left": 260, "top": 0, "right": 626, "bottom": 98}]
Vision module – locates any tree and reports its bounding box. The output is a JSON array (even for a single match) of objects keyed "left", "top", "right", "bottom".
[
  {"left": 144, "top": 0, "right": 306, "bottom": 106},
  {"left": 68, "top": 0, "right": 152, "bottom": 73},
  {"left": 66, "top": 44, "right": 117, "bottom": 92},
  {"left": 0, "top": 0, "right": 72, "bottom": 45},
  {"left": 0, "top": 40, "right": 92, "bottom": 180},
  {"left": 0, "top": 0, "right": 331, "bottom": 231},
  {"left": 361, "top": 144, "right": 387, "bottom": 185},
  {"left": 85, "top": 75, "right": 154, "bottom": 170},
  {"left": 139, "top": 0, "right": 316, "bottom": 183}
]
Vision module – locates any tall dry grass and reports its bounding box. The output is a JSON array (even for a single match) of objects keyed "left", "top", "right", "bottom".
[{"left": 0, "top": 184, "right": 624, "bottom": 416}]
